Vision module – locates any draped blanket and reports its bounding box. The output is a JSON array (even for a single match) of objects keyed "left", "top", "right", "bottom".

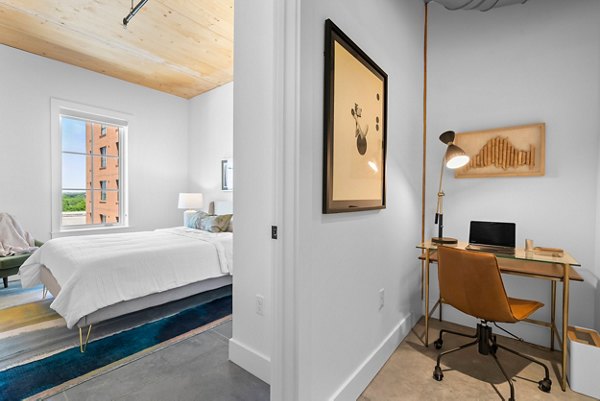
[{"left": 0, "top": 213, "right": 36, "bottom": 257}]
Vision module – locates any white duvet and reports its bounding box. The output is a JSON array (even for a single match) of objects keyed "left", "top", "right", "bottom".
[{"left": 19, "top": 227, "right": 233, "bottom": 328}]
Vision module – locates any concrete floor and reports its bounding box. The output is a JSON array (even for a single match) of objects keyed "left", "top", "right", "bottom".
[
  {"left": 360, "top": 318, "right": 595, "bottom": 401},
  {"left": 43, "top": 321, "right": 270, "bottom": 401}
]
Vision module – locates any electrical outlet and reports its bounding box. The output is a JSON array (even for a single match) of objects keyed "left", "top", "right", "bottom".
[
  {"left": 379, "top": 288, "right": 384, "bottom": 310},
  {"left": 256, "top": 294, "right": 264, "bottom": 316}
]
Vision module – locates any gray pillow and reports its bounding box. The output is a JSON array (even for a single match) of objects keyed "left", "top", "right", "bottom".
[
  {"left": 200, "top": 214, "right": 233, "bottom": 233},
  {"left": 187, "top": 211, "right": 209, "bottom": 229}
]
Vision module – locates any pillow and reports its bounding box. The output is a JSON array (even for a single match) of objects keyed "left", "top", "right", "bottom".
[
  {"left": 226, "top": 215, "right": 233, "bottom": 232},
  {"left": 186, "top": 211, "right": 209, "bottom": 229},
  {"left": 199, "top": 214, "right": 233, "bottom": 233}
]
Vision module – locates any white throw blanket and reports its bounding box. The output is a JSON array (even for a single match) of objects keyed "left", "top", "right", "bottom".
[
  {"left": 0, "top": 213, "right": 37, "bottom": 257},
  {"left": 19, "top": 227, "right": 232, "bottom": 328}
]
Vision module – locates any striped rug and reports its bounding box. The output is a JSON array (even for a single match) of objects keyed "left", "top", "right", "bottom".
[{"left": 0, "top": 279, "right": 232, "bottom": 401}]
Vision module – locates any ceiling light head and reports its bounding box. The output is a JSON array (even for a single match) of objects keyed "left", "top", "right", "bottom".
[{"left": 122, "top": 0, "right": 149, "bottom": 27}]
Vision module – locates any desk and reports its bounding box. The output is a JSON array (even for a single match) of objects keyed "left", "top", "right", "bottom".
[{"left": 417, "top": 241, "right": 581, "bottom": 392}]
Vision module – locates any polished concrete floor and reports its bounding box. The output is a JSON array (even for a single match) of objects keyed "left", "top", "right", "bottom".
[
  {"left": 44, "top": 321, "right": 270, "bottom": 401},
  {"left": 360, "top": 319, "right": 595, "bottom": 401}
]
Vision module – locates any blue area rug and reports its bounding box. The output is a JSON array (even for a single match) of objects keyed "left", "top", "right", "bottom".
[{"left": 0, "top": 286, "right": 232, "bottom": 401}]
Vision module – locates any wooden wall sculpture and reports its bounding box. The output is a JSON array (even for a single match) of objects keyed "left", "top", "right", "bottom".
[{"left": 454, "top": 123, "right": 545, "bottom": 178}]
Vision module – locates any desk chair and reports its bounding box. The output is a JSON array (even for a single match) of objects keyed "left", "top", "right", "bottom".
[{"left": 432, "top": 246, "right": 552, "bottom": 401}]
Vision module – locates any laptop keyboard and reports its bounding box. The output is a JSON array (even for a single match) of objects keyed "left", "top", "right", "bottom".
[{"left": 465, "top": 244, "right": 515, "bottom": 255}]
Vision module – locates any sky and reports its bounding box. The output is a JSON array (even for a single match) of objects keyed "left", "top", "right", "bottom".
[{"left": 62, "top": 117, "right": 87, "bottom": 191}]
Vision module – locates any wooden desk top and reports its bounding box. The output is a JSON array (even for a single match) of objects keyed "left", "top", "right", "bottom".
[{"left": 419, "top": 251, "right": 583, "bottom": 282}]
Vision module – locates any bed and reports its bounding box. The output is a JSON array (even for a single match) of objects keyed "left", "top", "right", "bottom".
[{"left": 19, "top": 202, "right": 233, "bottom": 351}]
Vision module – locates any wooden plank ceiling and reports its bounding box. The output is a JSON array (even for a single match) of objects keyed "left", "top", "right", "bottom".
[{"left": 0, "top": 0, "right": 233, "bottom": 99}]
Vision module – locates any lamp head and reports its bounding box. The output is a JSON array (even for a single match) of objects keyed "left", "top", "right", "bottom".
[
  {"left": 445, "top": 144, "right": 470, "bottom": 169},
  {"left": 178, "top": 193, "right": 204, "bottom": 210},
  {"left": 439, "top": 130, "right": 456, "bottom": 145}
]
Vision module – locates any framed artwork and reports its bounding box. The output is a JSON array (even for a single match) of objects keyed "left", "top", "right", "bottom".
[
  {"left": 454, "top": 123, "right": 545, "bottom": 178},
  {"left": 323, "top": 19, "right": 388, "bottom": 214},
  {"left": 221, "top": 158, "right": 233, "bottom": 190}
]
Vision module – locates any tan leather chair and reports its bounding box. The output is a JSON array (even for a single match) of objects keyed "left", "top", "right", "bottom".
[{"left": 432, "top": 246, "right": 552, "bottom": 401}]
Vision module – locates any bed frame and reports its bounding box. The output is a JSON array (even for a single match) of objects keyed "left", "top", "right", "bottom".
[
  {"left": 40, "top": 200, "right": 234, "bottom": 352},
  {"left": 41, "top": 266, "right": 232, "bottom": 352}
]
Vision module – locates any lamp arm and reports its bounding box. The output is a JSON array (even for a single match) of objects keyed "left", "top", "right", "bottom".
[
  {"left": 434, "top": 153, "right": 446, "bottom": 239},
  {"left": 436, "top": 154, "right": 445, "bottom": 215}
]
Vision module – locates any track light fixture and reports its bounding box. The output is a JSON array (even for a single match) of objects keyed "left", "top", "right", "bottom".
[{"left": 123, "top": 0, "right": 149, "bottom": 27}]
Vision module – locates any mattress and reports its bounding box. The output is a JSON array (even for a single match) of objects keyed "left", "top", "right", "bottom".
[{"left": 20, "top": 227, "right": 233, "bottom": 328}]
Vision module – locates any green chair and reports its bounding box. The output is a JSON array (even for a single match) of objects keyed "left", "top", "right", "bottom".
[{"left": 0, "top": 240, "right": 44, "bottom": 288}]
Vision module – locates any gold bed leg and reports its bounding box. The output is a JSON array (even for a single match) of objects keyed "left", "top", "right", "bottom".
[
  {"left": 79, "top": 324, "right": 93, "bottom": 353},
  {"left": 42, "top": 286, "right": 48, "bottom": 299}
]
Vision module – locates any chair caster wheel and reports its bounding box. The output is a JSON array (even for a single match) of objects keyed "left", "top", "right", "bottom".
[
  {"left": 433, "top": 366, "right": 443, "bottom": 381},
  {"left": 538, "top": 378, "right": 552, "bottom": 393},
  {"left": 434, "top": 339, "right": 443, "bottom": 349}
]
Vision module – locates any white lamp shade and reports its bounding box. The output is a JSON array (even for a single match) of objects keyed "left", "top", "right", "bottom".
[
  {"left": 178, "top": 193, "right": 204, "bottom": 209},
  {"left": 444, "top": 144, "right": 470, "bottom": 169}
]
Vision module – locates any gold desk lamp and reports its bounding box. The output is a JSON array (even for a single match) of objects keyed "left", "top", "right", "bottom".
[{"left": 432, "top": 130, "right": 470, "bottom": 245}]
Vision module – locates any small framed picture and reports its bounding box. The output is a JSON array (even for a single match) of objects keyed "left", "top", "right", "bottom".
[
  {"left": 221, "top": 159, "right": 233, "bottom": 191},
  {"left": 323, "top": 19, "right": 387, "bottom": 214}
]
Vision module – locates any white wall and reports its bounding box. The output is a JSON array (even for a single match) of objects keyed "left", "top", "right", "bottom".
[
  {"left": 229, "top": 0, "right": 274, "bottom": 384},
  {"left": 295, "top": 1, "right": 424, "bottom": 400},
  {"left": 427, "top": 0, "right": 600, "bottom": 342},
  {"left": 188, "top": 82, "right": 234, "bottom": 209},
  {"left": 0, "top": 45, "right": 189, "bottom": 240}
]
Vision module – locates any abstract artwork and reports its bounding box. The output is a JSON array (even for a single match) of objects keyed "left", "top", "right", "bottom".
[
  {"left": 454, "top": 123, "right": 545, "bottom": 178},
  {"left": 323, "top": 19, "right": 387, "bottom": 213}
]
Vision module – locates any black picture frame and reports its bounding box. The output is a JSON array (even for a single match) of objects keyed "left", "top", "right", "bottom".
[{"left": 323, "top": 19, "right": 388, "bottom": 214}]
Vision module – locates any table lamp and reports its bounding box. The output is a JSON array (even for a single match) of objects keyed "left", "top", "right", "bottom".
[
  {"left": 432, "top": 130, "right": 470, "bottom": 245},
  {"left": 178, "top": 193, "right": 204, "bottom": 226}
]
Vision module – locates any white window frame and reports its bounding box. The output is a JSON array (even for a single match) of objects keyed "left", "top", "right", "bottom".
[{"left": 51, "top": 98, "right": 130, "bottom": 236}]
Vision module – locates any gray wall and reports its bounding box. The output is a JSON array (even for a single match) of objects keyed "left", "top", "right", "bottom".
[
  {"left": 427, "top": 0, "right": 600, "bottom": 339},
  {"left": 188, "top": 82, "right": 234, "bottom": 209},
  {"left": 0, "top": 45, "right": 189, "bottom": 240},
  {"left": 296, "top": 1, "right": 424, "bottom": 399},
  {"left": 229, "top": 0, "right": 275, "bottom": 383}
]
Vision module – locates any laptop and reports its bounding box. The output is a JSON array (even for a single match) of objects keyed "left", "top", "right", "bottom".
[{"left": 465, "top": 221, "right": 516, "bottom": 255}]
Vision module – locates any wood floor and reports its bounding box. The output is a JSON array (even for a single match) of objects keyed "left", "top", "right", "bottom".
[{"left": 360, "top": 318, "right": 595, "bottom": 401}]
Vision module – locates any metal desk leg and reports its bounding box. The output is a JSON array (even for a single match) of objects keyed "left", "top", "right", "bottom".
[
  {"left": 551, "top": 281, "right": 556, "bottom": 351},
  {"left": 561, "top": 264, "right": 570, "bottom": 391},
  {"left": 425, "top": 249, "right": 430, "bottom": 347}
]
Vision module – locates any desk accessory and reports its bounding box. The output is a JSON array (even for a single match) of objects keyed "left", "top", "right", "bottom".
[
  {"left": 534, "top": 246, "right": 564, "bottom": 257},
  {"left": 432, "top": 130, "right": 469, "bottom": 244},
  {"left": 525, "top": 238, "right": 534, "bottom": 251}
]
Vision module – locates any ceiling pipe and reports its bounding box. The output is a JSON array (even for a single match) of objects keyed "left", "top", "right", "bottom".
[
  {"left": 424, "top": 0, "right": 528, "bottom": 11},
  {"left": 123, "top": 0, "right": 149, "bottom": 26}
]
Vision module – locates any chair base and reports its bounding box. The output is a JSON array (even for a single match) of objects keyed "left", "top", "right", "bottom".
[{"left": 432, "top": 322, "right": 552, "bottom": 401}]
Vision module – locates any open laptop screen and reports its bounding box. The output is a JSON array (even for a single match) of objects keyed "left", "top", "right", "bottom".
[{"left": 469, "top": 221, "right": 516, "bottom": 248}]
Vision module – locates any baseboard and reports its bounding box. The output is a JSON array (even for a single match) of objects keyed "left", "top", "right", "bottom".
[
  {"left": 228, "top": 337, "right": 271, "bottom": 384},
  {"left": 329, "top": 313, "right": 415, "bottom": 401}
]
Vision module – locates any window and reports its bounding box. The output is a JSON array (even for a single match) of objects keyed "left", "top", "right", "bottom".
[
  {"left": 100, "top": 180, "right": 107, "bottom": 202},
  {"left": 100, "top": 146, "right": 107, "bottom": 169},
  {"left": 51, "top": 99, "right": 128, "bottom": 233}
]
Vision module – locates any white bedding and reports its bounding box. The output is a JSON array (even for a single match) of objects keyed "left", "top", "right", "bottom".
[{"left": 19, "top": 227, "right": 233, "bottom": 328}]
